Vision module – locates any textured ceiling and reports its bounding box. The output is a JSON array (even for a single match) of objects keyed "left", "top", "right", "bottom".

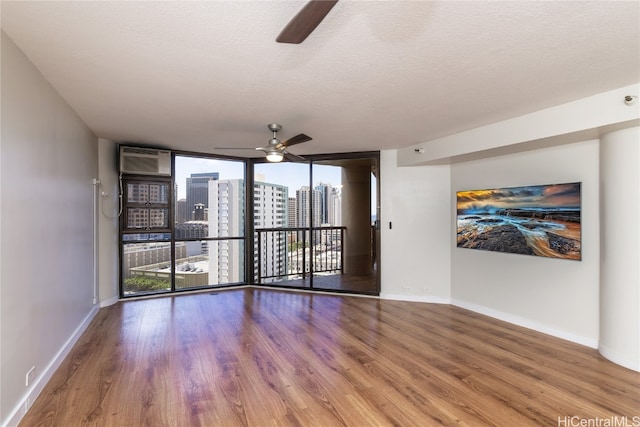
[{"left": 1, "top": 1, "right": 639, "bottom": 158}]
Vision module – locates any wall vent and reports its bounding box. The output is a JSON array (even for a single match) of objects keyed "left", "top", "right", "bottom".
[{"left": 120, "top": 146, "right": 171, "bottom": 176}]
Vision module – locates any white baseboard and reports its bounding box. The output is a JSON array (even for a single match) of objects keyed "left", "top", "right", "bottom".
[
  {"left": 3, "top": 305, "right": 100, "bottom": 427},
  {"left": 380, "top": 293, "right": 451, "bottom": 304},
  {"left": 598, "top": 343, "right": 640, "bottom": 372},
  {"left": 100, "top": 295, "right": 119, "bottom": 307},
  {"left": 451, "top": 298, "right": 598, "bottom": 349},
  {"left": 378, "top": 295, "right": 598, "bottom": 348}
]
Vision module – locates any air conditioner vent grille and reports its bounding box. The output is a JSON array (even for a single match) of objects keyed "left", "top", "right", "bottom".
[
  {"left": 122, "top": 147, "right": 162, "bottom": 156},
  {"left": 119, "top": 146, "right": 171, "bottom": 176},
  {"left": 122, "top": 156, "right": 159, "bottom": 174}
]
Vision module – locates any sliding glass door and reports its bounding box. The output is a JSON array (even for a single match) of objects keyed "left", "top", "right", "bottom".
[
  {"left": 312, "top": 158, "right": 378, "bottom": 294},
  {"left": 253, "top": 162, "right": 311, "bottom": 287},
  {"left": 252, "top": 153, "right": 379, "bottom": 295}
]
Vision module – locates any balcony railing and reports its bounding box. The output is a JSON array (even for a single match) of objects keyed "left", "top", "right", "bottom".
[{"left": 255, "top": 226, "right": 345, "bottom": 283}]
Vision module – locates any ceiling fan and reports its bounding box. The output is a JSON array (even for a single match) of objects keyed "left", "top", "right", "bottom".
[
  {"left": 276, "top": 0, "right": 339, "bottom": 44},
  {"left": 215, "top": 124, "right": 312, "bottom": 163}
]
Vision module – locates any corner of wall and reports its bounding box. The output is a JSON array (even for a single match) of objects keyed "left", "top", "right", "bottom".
[
  {"left": 451, "top": 298, "right": 598, "bottom": 348},
  {"left": 97, "top": 139, "right": 120, "bottom": 304},
  {"left": 2, "top": 306, "right": 100, "bottom": 427}
]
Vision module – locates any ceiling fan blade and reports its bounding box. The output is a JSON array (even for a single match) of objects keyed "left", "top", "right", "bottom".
[
  {"left": 278, "top": 133, "right": 312, "bottom": 149},
  {"left": 284, "top": 152, "right": 306, "bottom": 162},
  {"left": 276, "top": 0, "right": 338, "bottom": 44}
]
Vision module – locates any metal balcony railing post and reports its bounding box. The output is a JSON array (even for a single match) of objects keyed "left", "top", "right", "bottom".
[
  {"left": 257, "top": 230, "right": 262, "bottom": 284},
  {"left": 302, "top": 230, "right": 307, "bottom": 279},
  {"left": 340, "top": 227, "right": 344, "bottom": 274},
  {"left": 254, "top": 226, "right": 345, "bottom": 281}
]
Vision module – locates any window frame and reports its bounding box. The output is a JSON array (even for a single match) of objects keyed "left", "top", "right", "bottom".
[{"left": 121, "top": 176, "right": 172, "bottom": 234}]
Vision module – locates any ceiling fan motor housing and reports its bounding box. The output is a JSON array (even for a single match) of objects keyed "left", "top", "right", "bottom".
[
  {"left": 268, "top": 123, "right": 282, "bottom": 133},
  {"left": 268, "top": 123, "right": 282, "bottom": 146}
]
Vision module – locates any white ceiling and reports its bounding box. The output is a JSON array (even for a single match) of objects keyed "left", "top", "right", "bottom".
[{"left": 1, "top": 1, "right": 639, "bottom": 158}]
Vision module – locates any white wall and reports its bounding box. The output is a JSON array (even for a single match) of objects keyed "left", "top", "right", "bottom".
[
  {"left": 450, "top": 141, "right": 600, "bottom": 346},
  {"left": 599, "top": 126, "right": 640, "bottom": 370},
  {"left": 97, "top": 138, "right": 120, "bottom": 306},
  {"left": 379, "top": 150, "right": 451, "bottom": 302},
  {"left": 390, "top": 83, "right": 638, "bottom": 358},
  {"left": 0, "top": 32, "right": 99, "bottom": 426},
  {"left": 384, "top": 136, "right": 604, "bottom": 347}
]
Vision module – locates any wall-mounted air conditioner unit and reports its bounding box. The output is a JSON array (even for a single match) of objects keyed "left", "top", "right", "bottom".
[{"left": 119, "top": 146, "right": 171, "bottom": 176}]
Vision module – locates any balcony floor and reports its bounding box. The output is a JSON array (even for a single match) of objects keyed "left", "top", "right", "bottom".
[{"left": 259, "top": 271, "right": 378, "bottom": 295}]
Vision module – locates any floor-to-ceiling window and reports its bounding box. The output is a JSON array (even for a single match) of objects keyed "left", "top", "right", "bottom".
[
  {"left": 120, "top": 151, "right": 246, "bottom": 297},
  {"left": 173, "top": 155, "right": 246, "bottom": 290},
  {"left": 119, "top": 147, "right": 379, "bottom": 297}
]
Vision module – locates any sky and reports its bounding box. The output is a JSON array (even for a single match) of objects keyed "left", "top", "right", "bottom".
[{"left": 174, "top": 155, "right": 377, "bottom": 214}]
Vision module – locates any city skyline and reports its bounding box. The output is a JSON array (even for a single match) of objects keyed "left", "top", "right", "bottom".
[
  {"left": 175, "top": 157, "right": 341, "bottom": 198},
  {"left": 174, "top": 156, "right": 376, "bottom": 214},
  {"left": 123, "top": 159, "right": 361, "bottom": 294}
]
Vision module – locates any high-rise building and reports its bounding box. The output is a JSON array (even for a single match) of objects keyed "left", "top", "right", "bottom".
[
  {"left": 208, "top": 179, "right": 245, "bottom": 284},
  {"left": 329, "top": 186, "right": 342, "bottom": 226},
  {"left": 186, "top": 172, "right": 219, "bottom": 220},
  {"left": 288, "top": 197, "right": 297, "bottom": 228},
  {"left": 205, "top": 176, "right": 291, "bottom": 284},
  {"left": 255, "top": 181, "right": 288, "bottom": 228},
  {"left": 296, "top": 186, "right": 322, "bottom": 227},
  {"left": 314, "top": 182, "right": 331, "bottom": 224},
  {"left": 175, "top": 198, "right": 188, "bottom": 224},
  {"left": 254, "top": 179, "right": 289, "bottom": 282},
  {"left": 314, "top": 182, "right": 342, "bottom": 225}
]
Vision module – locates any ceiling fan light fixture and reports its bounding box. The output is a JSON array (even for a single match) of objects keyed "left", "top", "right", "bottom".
[
  {"left": 266, "top": 150, "right": 284, "bottom": 163},
  {"left": 217, "top": 124, "right": 309, "bottom": 162}
]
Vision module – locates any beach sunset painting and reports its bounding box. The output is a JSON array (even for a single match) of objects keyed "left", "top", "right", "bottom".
[{"left": 456, "top": 182, "right": 581, "bottom": 260}]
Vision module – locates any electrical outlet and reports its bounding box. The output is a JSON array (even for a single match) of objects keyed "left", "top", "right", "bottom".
[{"left": 26, "top": 366, "right": 36, "bottom": 387}]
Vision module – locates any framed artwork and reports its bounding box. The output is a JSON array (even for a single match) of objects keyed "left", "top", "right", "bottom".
[{"left": 456, "top": 182, "right": 581, "bottom": 260}]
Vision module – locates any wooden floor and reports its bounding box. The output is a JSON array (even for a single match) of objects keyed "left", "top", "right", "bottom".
[{"left": 20, "top": 288, "right": 639, "bottom": 426}]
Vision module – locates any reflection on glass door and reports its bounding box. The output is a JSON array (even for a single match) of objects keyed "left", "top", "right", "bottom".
[{"left": 174, "top": 156, "right": 245, "bottom": 290}]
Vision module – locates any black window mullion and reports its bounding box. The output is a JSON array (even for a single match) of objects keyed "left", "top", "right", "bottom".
[{"left": 309, "top": 160, "right": 314, "bottom": 289}]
